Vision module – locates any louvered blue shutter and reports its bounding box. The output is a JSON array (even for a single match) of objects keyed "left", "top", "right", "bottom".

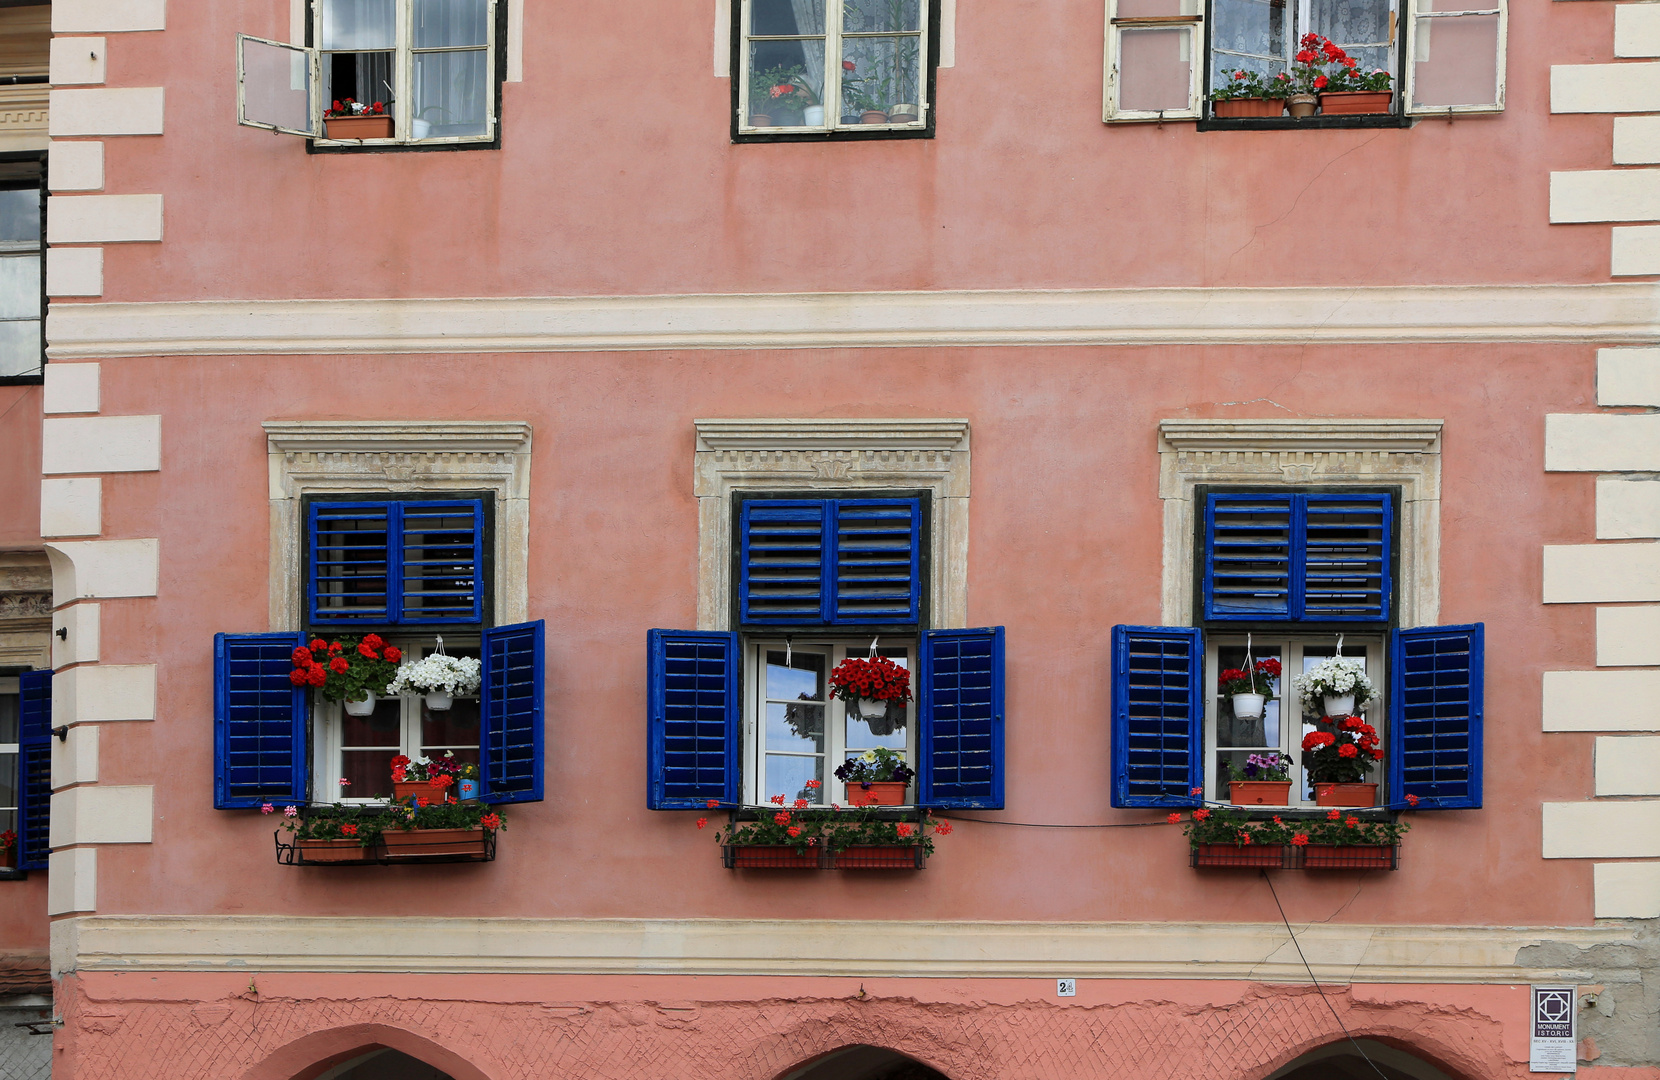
[
  {"left": 1388, "top": 623, "right": 1483, "bottom": 810},
  {"left": 740, "top": 501, "right": 831, "bottom": 624},
  {"left": 832, "top": 499, "right": 922, "bottom": 624},
  {"left": 309, "top": 499, "right": 484, "bottom": 626},
  {"left": 1110, "top": 625, "right": 1203, "bottom": 808},
  {"left": 740, "top": 497, "right": 922, "bottom": 627},
  {"left": 1302, "top": 494, "right": 1391, "bottom": 622},
  {"left": 646, "top": 629, "right": 740, "bottom": 809},
  {"left": 400, "top": 499, "right": 485, "bottom": 624},
  {"left": 1205, "top": 493, "right": 1391, "bottom": 623},
  {"left": 1205, "top": 495, "right": 1294, "bottom": 620},
  {"left": 16, "top": 671, "right": 52, "bottom": 870},
  {"left": 918, "top": 627, "right": 1004, "bottom": 809},
  {"left": 214, "top": 633, "right": 308, "bottom": 809},
  {"left": 480, "top": 619, "right": 544, "bottom": 803},
  {"left": 309, "top": 502, "right": 393, "bottom": 625}
]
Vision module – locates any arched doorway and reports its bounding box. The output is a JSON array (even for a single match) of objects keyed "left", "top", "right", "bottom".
[
  {"left": 1266, "top": 1038, "right": 1460, "bottom": 1080},
  {"left": 309, "top": 1047, "right": 457, "bottom": 1080},
  {"left": 779, "top": 1044, "right": 951, "bottom": 1080}
]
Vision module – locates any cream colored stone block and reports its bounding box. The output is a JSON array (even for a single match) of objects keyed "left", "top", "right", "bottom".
[
  {"left": 1594, "top": 862, "right": 1660, "bottom": 917},
  {"left": 54, "top": 664, "right": 155, "bottom": 723},
  {"left": 1617, "top": 3, "right": 1660, "bottom": 57},
  {"left": 1598, "top": 347, "right": 1660, "bottom": 404},
  {"left": 1543, "top": 800, "right": 1660, "bottom": 857},
  {"left": 1547, "top": 414, "right": 1660, "bottom": 471},
  {"left": 1552, "top": 63, "right": 1660, "bottom": 113},
  {"left": 1598, "top": 478, "right": 1660, "bottom": 539},
  {"left": 1543, "top": 670, "right": 1660, "bottom": 730},
  {"left": 47, "top": 141, "right": 103, "bottom": 190},
  {"left": 1615, "top": 116, "right": 1660, "bottom": 164},
  {"left": 53, "top": 0, "right": 165, "bottom": 32},
  {"left": 48, "top": 87, "right": 163, "bottom": 136},
  {"left": 44, "top": 539, "right": 159, "bottom": 600},
  {"left": 1595, "top": 736, "right": 1660, "bottom": 794},
  {"left": 1543, "top": 544, "right": 1660, "bottom": 603},
  {"left": 50, "top": 37, "right": 106, "bottom": 84},
  {"left": 51, "top": 786, "right": 151, "bottom": 846},
  {"left": 1551, "top": 170, "right": 1660, "bottom": 223},
  {"left": 42, "top": 362, "right": 98, "bottom": 414},
  {"left": 53, "top": 724, "right": 99, "bottom": 788},
  {"left": 52, "top": 603, "right": 100, "bottom": 667},
  {"left": 47, "top": 848, "right": 96, "bottom": 916},
  {"left": 46, "top": 194, "right": 161, "bottom": 243},
  {"left": 42, "top": 414, "right": 159, "bottom": 474},
  {"left": 40, "top": 478, "right": 101, "bottom": 538},
  {"left": 47, "top": 247, "right": 104, "bottom": 298},
  {"left": 1596, "top": 605, "right": 1660, "bottom": 665},
  {"left": 1612, "top": 225, "right": 1660, "bottom": 276}
]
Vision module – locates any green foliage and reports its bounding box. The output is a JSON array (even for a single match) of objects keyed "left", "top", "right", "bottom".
[
  {"left": 715, "top": 804, "right": 941, "bottom": 857},
  {"left": 1179, "top": 804, "right": 1409, "bottom": 848}
]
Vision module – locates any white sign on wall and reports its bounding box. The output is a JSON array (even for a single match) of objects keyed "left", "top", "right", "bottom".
[{"left": 1530, "top": 985, "right": 1577, "bottom": 1073}]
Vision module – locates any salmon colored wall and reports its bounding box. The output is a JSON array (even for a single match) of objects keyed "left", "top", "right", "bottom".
[
  {"left": 85, "top": 345, "right": 1597, "bottom": 926},
  {"left": 0, "top": 384, "right": 41, "bottom": 549},
  {"left": 77, "top": 0, "right": 1620, "bottom": 305}
]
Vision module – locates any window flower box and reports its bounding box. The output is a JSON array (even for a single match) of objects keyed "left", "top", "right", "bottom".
[
  {"left": 295, "top": 837, "right": 373, "bottom": 863},
  {"left": 723, "top": 845, "right": 822, "bottom": 869},
  {"left": 1177, "top": 804, "right": 1407, "bottom": 872},
  {"left": 1191, "top": 843, "right": 1292, "bottom": 869},
  {"left": 830, "top": 845, "right": 927, "bottom": 869},
  {"left": 707, "top": 800, "right": 949, "bottom": 870},
  {"left": 1301, "top": 844, "right": 1398, "bottom": 870},
  {"left": 847, "top": 781, "right": 909, "bottom": 807},
  {"left": 1313, "top": 781, "right": 1378, "bottom": 807},
  {"left": 381, "top": 827, "right": 488, "bottom": 859}
]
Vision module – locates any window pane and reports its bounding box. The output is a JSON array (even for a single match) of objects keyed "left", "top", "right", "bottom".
[
  {"left": 767, "top": 701, "right": 825, "bottom": 752},
  {"left": 1211, "top": 0, "right": 1287, "bottom": 90},
  {"left": 419, "top": 746, "right": 479, "bottom": 770},
  {"left": 241, "top": 38, "right": 314, "bottom": 132},
  {"left": 341, "top": 750, "right": 396, "bottom": 797},
  {"left": 0, "top": 809, "right": 13, "bottom": 838},
  {"left": 324, "top": 51, "right": 395, "bottom": 112},
  {"left": 844, "top": 651, "right": 907, "bottom": 748},
  {"left": 421, "top": 698, "right": 480, "bottom": 746},
  {"left": 0, "top": 320, "right": 41, "bottom": 378},
  {"left": 414, "top": 0, "right": 488, "bottom": 47},
  {"left": 752, "top": 0, "right": 826, "bottom": 36},
  {"left": 1310, "top": 0, "right": 1390, "bottom": 51},
  {"left": 321, "top": 0, "right": 396, "bottom": 51},
  {"left": 843, "top": 0, "right": 920, "bottom": 33},
  {"left": 1119, "top": 0, "right": 1198, "bottom": 15},
  {"left": 0, "top": 189, "right": 38, "bottom": 244},
  {"left": 412, "top": 50, "right": 489, "bottom": 137},
  {"left": 748, "top": 42, "right": 828, "bottom": 125},
  {"left": 0, "top": 751, "right": 15, "bottom": 809},
  {"left": 0, "top": 254, "right": 40, "bottom": 319},
  {"left": 1216, "top": 644, "right": 1281, "bottom": 749},
  {"left": 341, "top": 697, "right": 402, "bottom": 746},
  {"left": 841, "top": 34, "right": 923, "bottom": 117},
  {"left": 1119, "top": 27, "right": 1193, "bottom": 112},
  {"left": 765, "top": 753, "right": 823, "bottom": 804},
  {"left": 0, "top": 695, "right": 16, "bottom": 744},
  {"left": 1412, "top": 12, "right": 1499, "bottom": 108}
]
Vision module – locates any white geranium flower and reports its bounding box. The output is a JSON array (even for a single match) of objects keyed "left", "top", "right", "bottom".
[
  {"left": 1289, "top": 656, "right": 1376, "bottom": 713},
  {"left": 385, "top": 653, "right": 482, "bottom": 697}
]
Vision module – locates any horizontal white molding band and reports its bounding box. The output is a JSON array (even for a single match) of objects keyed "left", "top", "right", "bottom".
[
  {"left": 53, "top": 915, "right": 1638, "bottom": 984},
  {"left": 42, "top": 283, "right": 1660, "bottom": 358}
]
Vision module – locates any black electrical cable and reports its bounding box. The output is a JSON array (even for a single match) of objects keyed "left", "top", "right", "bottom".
[{"left": 936, "top": 816, "right": 1172, "bottom": 829}]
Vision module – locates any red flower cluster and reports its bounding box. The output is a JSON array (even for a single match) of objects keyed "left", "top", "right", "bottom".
[
  {"left": 289, "top": 634, "right": 400, "bottom": 686},
  {"left": 1219, "top": 657, "right": 1281, "bottom": 694},
  {"left": 1302, "top": 731, "right": 1337, "bottom": 751},
  {"left": 896, "top": 823, "right": 914, "bottom": 838},
  {"left": 1193, "top": 808, "right": 1211, "bottom": 821},
  {"left": 480, "top": 813, "right": 502, "bottom": 830},
  {"left": 828, "top": 655, "right": 913, "bottom": 703},
  {"left": 933, "top": 821, "right": 952, "bottom": 836},
  {"left": 0, "top": 829, "right": 14, "bottom": 850},
  {"left": 1290, "top": 833, "right": 1309, "bottom": 846},
  {"left": 773, "top": 811, "right": 791, "bottom": 825},
  {"left": 340, "top": 823, "right": 358, "bottom": 837}
]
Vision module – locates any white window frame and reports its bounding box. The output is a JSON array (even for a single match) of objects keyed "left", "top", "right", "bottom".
[
  {"left": 736, "top": 0, "right": 932, "bottom": 135},
  {"left": 1201, "top": 634, "right": 1385, "bottom": 806},
  {"left": 742, "top": 637, "right": 919, "bottom": 808},
  {"left": 1103, "top": 0, "right": 1203, "bottom": 123},
  {"left": 1403, "top": 0, "right": 1506, "bottom": 115}
]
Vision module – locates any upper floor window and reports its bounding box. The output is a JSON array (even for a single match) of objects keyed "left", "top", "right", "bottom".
[
  {"left": 2, "top": 671, "right": 51, "bottom": 873},
  {"left": 735, "top": 0, "right": 937, "bottom": 139},
  {"left": 0, "top": 170, "right": 43, "bottom": 381},
  {"left": 237, "top": 0, "right": 501, "bottom": 149},
  {"left": 306, "top": 495, "right": 490, "bottom": 628},
  {"left": 1202, "top": 491, "right": 1392, "bottom": 624}
]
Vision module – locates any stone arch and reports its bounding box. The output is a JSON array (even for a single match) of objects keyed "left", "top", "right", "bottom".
[
  {"left": 771, "top": 1043, "right": 955, "bottom": 1080},
  {"left": 1262, "top": 1037, "right": 1477, "bottom": 1080},
  {"left": 238, "top": 1023, "right": 496, "bottom": 1080}
]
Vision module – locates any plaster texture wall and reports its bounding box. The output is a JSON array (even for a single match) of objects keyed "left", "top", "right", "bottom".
[{"left": 0, "top": 385, "right": 43, "bottom": 550}]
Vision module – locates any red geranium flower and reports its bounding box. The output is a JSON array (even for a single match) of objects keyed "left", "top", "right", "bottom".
[
  {"left": 363, "top": 634, "right": 384, "bottom": 649},
  {"left": 787, "top": 825, "right": 802, "bottom": 838},
  {"left": 306, "top": 666, "right": 327, "bottom": 687},
  {"left": 706, "top": 799, "right": 720, "bottom": 809},
  {"left": 292, "top": 647, "right": 313, "bottom": 667},
  {"left": 1194, "top": 808, "right": 1211, "bottom": 821},
  {"left": 1405, "top": 793, "right": 1421, "bottom": 806},
  {"left": 1313, "top": 74, "right": 1329, "bottom": 89},
  {"left": 341, "top": 823, "right": 358, "bottom": 836},
  {"left": 481, "top": 813, "right": 501, "bottom": 830},
  {"left": 1338, "top": 743, "right": 1359, "bottom": 758},
  {"left": 358, "top": 642, "right": 379, "bottom": 659},
  {"left": 1167, "top": 813, "right": 1181, "bottom": 824},
  {"left": 696, "top": 817, "right": 707, "bottom": 829},
  {"left": 793, "top": 798, "right": 809, "bottom": 809},
  {"left": 328, "top": 641, "right": 343, "bottom": 655},
  {"left": 384, "top": 646, "right": 402, "bottom": 663},
  {"left": 329, "top": 656, "right": 350, "bottom": 674},
  {"left": 897, "top": 823, "right": 914, "bottom": 837},
  {"left": 1345, "top": 816, "right": 1360, "bottom": 827},
  {"left": 770, "top": 794, "right": 785, "bottom": 805},
  {"left": 390, "top": 755, "right": 410, "bottom": 768},
  {"left": 1291, "top": 834, "right": 1309, "bottom": 846},
  {"left": 288, "top": 669, "right": 308, "bottom": 685},
  {"left": 933, "top": 821, "right": 952, "bottom": 835},
  {"left": 773, "top": 812, "right": 790, "bottom": 825},
  {"left": 1327, "top": 809, "right": 1342, "bottom": 820}
]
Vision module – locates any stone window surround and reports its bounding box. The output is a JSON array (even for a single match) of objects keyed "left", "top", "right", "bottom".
[
  {"left": 262, "top": 421, "right": 533, "bottom": 632},
  {"left": 693, "top": 419, "right": 971, "bottom": 631},
  {"left": 1158, "top": 419, "right": 1443, "bottom": 628}
]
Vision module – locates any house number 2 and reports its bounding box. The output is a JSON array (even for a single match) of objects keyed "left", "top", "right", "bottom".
[{"left": 1056, "top": 979, "right": 1077, "bottom": 997}]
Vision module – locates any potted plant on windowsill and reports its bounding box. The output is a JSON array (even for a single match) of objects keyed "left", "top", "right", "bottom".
[
  {"left": 707, "top": 794, "right": 947, "bottom": 869},
  {"left": 1224, "top": 752, "right": 1293, "bottom": 805},
  {"left": 324, "top": 98, "right": 393, "bottom": 140},
  {"left": 271, "top": 802, "right": 379, "bottom": 862},
  {"left": 290, "top": 635, "right": 400, "bottom": 716},
  {"left": 829, "top": 654, "right": 912, "bottom": 734},
  {"left": 1301, "top": 713, "right": 1384, "bottom": 806},
  {"left": 834, "top": 747, "right": 916, "bottom": 806},
  {"left": 1288, "top": 33, "right": 1354, "bottom": 117},
  {"left": 1290, "top": 654, "right": 1376, "bottom": 724},
  {"left": 1219, "top": 656, "right": 1280, "bottom": 722},
  {"left": 1178, "top": 805, "right": 1409, "bottom": 869},
  {"left": 379, "top": 798, "right": 503, "bottom": 858},
  {"left": 390, "top": 752, "right": 464, "bottom": 805},
  {"left": 1299, "top": 808, "right": 1410, "bottom": 868},
  {"left": 385, "top": 647, "right": 481, "bottom": 712},
  {"left": 0, "top": 829, "right": 15, "bottom": 869},
  {"left": 1210, "top": 69, "right": 1288, "bottom": 118},
  {"left": 1180, "top": 806, "right": 1295, "bottom": 868},
  {"left": 1320, "top": 63, "right": 1393, "bottom": 114}
]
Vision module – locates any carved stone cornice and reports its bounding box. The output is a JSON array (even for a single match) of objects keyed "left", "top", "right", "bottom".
[
  {"left": 0, "top": 593, "right": 51, "bottom": 620},
  {"left": 696, "top": 419, "right": 970, "bottom": 451},
  {"left": 1159, "top": 419, "right": 1443, "bottom": 454}
]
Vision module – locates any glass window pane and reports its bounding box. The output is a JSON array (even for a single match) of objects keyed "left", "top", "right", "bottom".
[
  {"left": 765, "top": 753, "right": 823, "bottom": 804},
  {"left": 0, "top": 752, "right": 15, "bottom": 809},
  {"left": 421, "top": 698, "right": 480, "bottom": 746},
  {"left": 324, "top": 51, "right": 396, "bottom": 113},
  {"left": 752, "top": 0, "right": 826, "bottom": 36},
  {"left": 841, "top": 34, "right": 924, "bottom": 117},
  {"left": 0, "top": 695, "right": 16, "bottom": 744},
  {"left": 1310, "top": 0, "right": 1390, "bottom": 49},
  {"left": 321, "top": 0, "right": 396, "bottom": 51},
  {"left": 418, "top": 746, "right": 480, "bottom": 770},
  {"left": 1119, "top": 0, "right": 1198, "bottom": 15},
  {"left": 1211, "top": 0, "right": 1287, "bottom": 89},
  {"left": 412, "top": 50, "right": 489, "bottom": 137},
  {"left": 1412, "top": 12, "right": 1499, "bottom": 108},
  {"left": 843, "top": 0, "right": 919, "bottom": 33},
  {"left": 414, "top": 0, "right": 488, "bottom": 47},
  {"left": 0, "top": 809, "right": 14, "bottom": 837},
  {"left": 0, "top": 254, "right": 40, "bottom": 319},
  {"left": 0, "top": 189, "right": 38, "bottom": 244},
  {"left": 1119, "top": 27, "right": 1193, "bottom": 112},
  {"left": 341, "top": 697, "right": 402, "bottom": 747},
  {"left": 1216, "top": 645, "right": 1281, "bottom": 749},
  {"left": 748, "top": 42, "right": 828, "bottom": 125},
  {"left": 341, "top": 750, "right": 396, "bottom": 797},
  {"left": 0, "top": 320, "right": 41, "bottom": 379},
  {"left": 241, "top": 38, "right": 314, "bottom": 132},
  {"left": 767, "top": 701, "right": 825, "bottom": 753}
]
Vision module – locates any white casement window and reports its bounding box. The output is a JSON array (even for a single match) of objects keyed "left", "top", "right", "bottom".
[
  {"left": 238, "top": 0, "right": 498, "bottom": 146},
  {"left": 0, "top": 681, "right": 17, "bottom": 838},
  {"left": 314, "top": 639, "right": 481, "bottom": 802},
  {"left": 745, "top": 640, "right": 918, "bottom": 806},
  {"left": 738, "top": 0, "right": 931, "bottom": 134},
  {"left": 1202, "top": 637, "right": 1383, "bottom": 806},
  {"left": 0, "top": 178, "right": 43, "bottom": 380},
  {"left": 1103, "top": 0, "right": 1504, "bottom": 120}
]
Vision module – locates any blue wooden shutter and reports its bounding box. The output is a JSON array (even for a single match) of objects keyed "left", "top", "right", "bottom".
[
  {"left": 1204, "top": 494, "right": 1294, "bottom": 620},
  {"left": 1301, "top": 493, "right": 1392, "bottom": 621},
  {"left": 480, "top": 619, "right": 544, "bottom": 803},
  {"left": 832, "top": 498, "right": 922, "bottom": 624},
  {"left": 214, "top": 633, "right": 308, "bottom": 809},
  {"left": 400, "top": 499, "right": 485, "bottom": 624},
  {"left": 646, "top": 629, "right": 740, "bottom": 809},
  {"left": 1388, "top": 623, "right": 1483, "bottom": 810},
  {"left": 1111, "top": 625, "right": 1203, "bottom": 808},
  {"left": 740, "top": 497, "right": 922, "bottom": 627},
  {"left": 740, "top": 500, "right": 831, "bottom": 624},
  {"left": 918, "top": 627, "right": 1004, "bottom": 809},
  {"left": 308, "top": 502, "right": 393, "bottom": 625},
  {"left": 16, "top": 671, "right": 53, "bottom": 870},
  {"left": 1205, "top": 493, "right": 1392, "bottom": 623}
]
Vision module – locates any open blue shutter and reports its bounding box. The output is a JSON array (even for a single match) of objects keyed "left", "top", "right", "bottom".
[
  {"left": 214, "top": 633, "right": 308, "bottom": 809},
  {"left": 740, "top": 500, "right": 831, "bottom": 624},
  {"left": 1302, "top": 494, "right": 1392, "bottom": 621},
  {"left": 646, "top": 629, "right": 740, "bottom": 809},
  {"left": 1388, "top": 623, "right": 1483, "bottom": 810},
  {"left": 400, "top": 499, "right": 485, "bottom": 624},
  {"left": 480, "top": 620, "right": 544, "bottom": 804},
  {"left": 1205, "top": 495, "right": 1294, "bottom": 620},
  {"left": 308, "top": 502, "right": 393, "bottom": 625},
  {"left": 918, "top": 627, "right": 1004, "bottom": 809},
  {"left": 17, "top": 671, "right": 52, "bottom": 870},
  {"left": 832, "top": 498, "right": 922, "bottom": 624},
  {"left": 1111, "top": 625, "right": 1203, "bottom": 808}
]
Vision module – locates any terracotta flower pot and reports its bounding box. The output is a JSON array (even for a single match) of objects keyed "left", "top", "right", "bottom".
[
  {"left": 1228, "top": 780, "right": 1292, "bottom": 806},
  {"left": 887, "top": 103, "right": 919, "bottom": 123},
  {"left": 1319, "top": 90, "right": 1392, "bottom": 115},
  {"left": 832, "top": 845, "right": 924, "bottom": 869},
  {"left": 726, "top": 845, "right": 819, "bottom": 869},
  {"left": 1212, "top": 97, "right": 1285, "bottom": 118},
  {"left": 381, "top": 827, "right": 487, "bottom": 858},
  {"left": 1313, "top": 781, "right": 1377, "bottom": 807},
  {"left": 324, "top": 115, "right": 393, "bottom": 140},
  {"left": 296, "top": 837, "right": 370, "bottom": 863},
  {"left": 1301, "top": 844, "right": 1397, "bottom": 870},
  {"left": 846, "top": 780, "right": 908, "bottom": 806},
  {"left": 392, "top": 779, "right": 451, "bottom": 804},
  {"left": 748, "top": 114, "right": 774, "bottom": 127},
  {"left": 1287, "top": 94, "right": 1317, "bottom": 118},
  {"left": 1192, "top": 843, "right": 1290, "bottom": 868},
  {"left": 0, "top": 846, "right": 15, "bottom": 869},
  {"left": 860, "top": 110, "right": 889, "bottom": 124}
]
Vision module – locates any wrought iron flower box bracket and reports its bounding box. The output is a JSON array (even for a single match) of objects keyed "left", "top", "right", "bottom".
[{"left": 721, "top": 844, "right": 927, "bottom": 870}]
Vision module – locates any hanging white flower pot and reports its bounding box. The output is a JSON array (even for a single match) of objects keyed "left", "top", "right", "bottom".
[
  {"left": 854, "top": 698, "right": 887, "bottom": 721},
  {"left": 425, "top": 693, "right": 453, "bottom": 712},
  {"left": 1323, "top": 694, "right": 1356, "bottom": 717},
  {"left": 1231, "top": 693, "right": 1266, "bottom": 720},
  {"left": 343, "top": 693, "right": 377, "bottom": 717}
]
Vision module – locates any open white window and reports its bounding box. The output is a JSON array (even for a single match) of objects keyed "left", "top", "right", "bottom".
[
  {"left": 1104, "top": 0, "right": 1203, "bottom": 122},
  {"left": 1404, "top": 0, "right": 1505, "bottom": 114},
  {"left": 238, "top": 0, "right": 499, "bottom": 147}
]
